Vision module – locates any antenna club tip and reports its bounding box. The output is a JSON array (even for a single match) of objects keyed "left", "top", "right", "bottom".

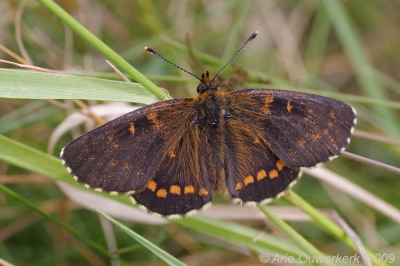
[
  {"left": 250, "top": 31, "right": 258, "bottom": 40},
  {"left": 144, "top": 47, "right": 156, "bottom": 55}
]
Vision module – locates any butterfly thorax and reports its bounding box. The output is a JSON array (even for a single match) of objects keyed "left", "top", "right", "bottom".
[
  {"left": 194, "top": 71, "right": 234, "bottom": 130},
  {"left": 192, "top": 88, "right": 232, "bottom": 130}
]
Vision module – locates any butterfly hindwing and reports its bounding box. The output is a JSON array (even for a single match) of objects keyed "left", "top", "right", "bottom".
[
  {"left": 130, "top": 136, "right": 213, "bottom": 217},
  {"left": 228, "top": 89, "right": 357, "bottom": 168},
  {"left": 223, "top": 116, "right": 301, "bottom": 204},
  {"left": 130, "top": 106, "right": 215, "bottom": 217}
]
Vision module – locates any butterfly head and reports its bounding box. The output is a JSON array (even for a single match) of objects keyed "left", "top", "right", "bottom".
[{"left": 197, "top": 71, "right": 218, "bottom": 94}]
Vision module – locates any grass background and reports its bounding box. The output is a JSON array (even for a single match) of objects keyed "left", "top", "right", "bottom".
[{"left": 1, "top": 0, "right": 400, "bottom": 265}]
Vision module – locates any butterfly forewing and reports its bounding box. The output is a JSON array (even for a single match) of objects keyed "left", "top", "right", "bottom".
[
  {"left": 62, "top": 99, "right": 194, "bottom": 193},
  {"left": 229, "top": 89, "right": 357, "bottom": 168},
  {"left": 61, "top": 98, "right": 216, "bottom": 216}
]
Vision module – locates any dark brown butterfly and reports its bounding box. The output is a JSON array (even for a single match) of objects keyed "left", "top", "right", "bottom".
[{"left": 61, "top": 32, "right": 356, "bottom": 218}]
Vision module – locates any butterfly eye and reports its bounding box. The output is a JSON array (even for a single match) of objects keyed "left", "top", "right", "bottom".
[{"left": 197, "top": 85, "right": 206, "bottom": 94}]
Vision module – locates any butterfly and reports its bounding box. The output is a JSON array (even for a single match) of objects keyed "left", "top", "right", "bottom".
[{"left": 61, "top": 31, "right": 357, "bottom": 218}]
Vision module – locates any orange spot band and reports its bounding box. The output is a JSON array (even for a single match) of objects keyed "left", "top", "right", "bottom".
[
  {"left": 257, "top": 170, "right": 267, "bottom": 181},
  {"left": 156, "top": 189, "right": 167, "bottom": 198},
  {"left": 199, "top": 188, "right": 209, "bottom": 196},
  {"left": 146, "top": 181, "right": 157, "bottom": 192},
  {"left": 184, "top": 185, "right": 195, "bottom": 194},
  {"left": 269, "top": 169, "right": 279, "bottom": 179},
  {"left": 244, "top": 175, "right": 254, "bottom": 185},
  {"left": 276, "top": 160, "right": 286, "bottom": 171},
  {"left": 170, "top": 185, "right": 181, "bottom": 195}
]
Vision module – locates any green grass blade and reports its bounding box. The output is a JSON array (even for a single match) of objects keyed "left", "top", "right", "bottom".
[
  {"left": 35, "top": 0, "right": 169, "bottom": 100},
  {"left": 305, "top": 5, "right": 331, "bottom": 78},
  {"left": 0, "top": 184, "right": 130, "bottom": 266},
  {"left": 322, "top": 0, "right": 400, "bottom": 137},
  {"left": 258, "top": 206, "right": 333, "bottom": 266},
  {"left": 0, "top": 134, "right": 72, "bottom": 183},
  {"left": 0, "top": 134, "right": 387, "bottom": 263},
  {"left": 0, "top": 105, "right": 61, "bottom": 134},
  {"left": 175, "top": 214, "right": 304, "bottom": 257},
  {"left": 0, "top": 69, "right": 154, "bottom": 104},
  {"left": 0, "top": 100, "right": 46, "bottom": 122},
  {"left": 285, "top": 191, "right": 389, "bottom": 266},
  {"left": 97, "top": 210, "right": 187, "bottom": 266},
  {"left": 221, "top": 3, "right": 252, "bottom": 62},
  {"left": 0, "top": 134, "right": 308, "bottom": 257}
]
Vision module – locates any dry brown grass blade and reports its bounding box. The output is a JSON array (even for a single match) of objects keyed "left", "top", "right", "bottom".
[
  {"left": 342, "top": 151, "right": 400, "bottom": 175},
  {"left": 307, "top": 167, "right": 400, "bottom": 224},
  {"left": 332, "top": 211, "right": 372, "bottom": 266}
]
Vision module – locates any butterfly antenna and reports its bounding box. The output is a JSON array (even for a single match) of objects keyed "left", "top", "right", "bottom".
[
  {"left": 211, "top": 31, "right": 258, "bottom": 83},
  {"left": 144, "top": 47, "right": 202, "bottom": 82}
]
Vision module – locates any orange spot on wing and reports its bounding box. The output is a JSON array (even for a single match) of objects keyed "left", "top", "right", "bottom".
[
  {"left": 286, "top": 101, "right": 293, "bottom": 112},
  {"left": 112, "top": 141, "right": 119, "bottom": 148},
  {"left": 305, "top": 115, "right": 316, "bottom": 124},
  {"left": 170, "top": 185, "right": 181, "bottom": 195},
  {"left": 265, "top": 97, "right": 274, "bottom": 103},
  {"left": 330, "top": 110, "right": 336, "bottom": 118},
  {"left": 156, "top": 189, "right": 167, "bottom": 198},
  {"left": 108, "top": 159, "right": 116, "bottom": 167},
  {"left": 269, "top": 169, "right": 279, "bottom": 179},
  {"left": 276, "top": 160, "right": 286, "bottom": 171},
  {"left": 147, "top": 113, "right": 163, "bottom": 130},
  {"left": 311, "top": 133, "right": 321, "bottom": 141},
  {"left": 107, "top": 135, "right": 114, "bottom": 143},
  {"left": 235, "top": 182, "right": 243, "bottom": 190},
  {"left": 146, "top": 181, "right": 157, "bottom": 192},
  {"left": 328, "top": 122, "right": 334, "bottom": 128},
  {"left": 244, "top": 175, "right": 254, "bottom": 185},
  {"left": 323, "top": 129, "right": 329, "bottom": 135},
  {"left": 261, "top": 97, "right": 274, "bottom": 114},
  {"left": 170, "top": 153, "right": 176, "bottom": 158},
  {"left": 257, "top": 170, "right": 267, "bottom": 181},
  {"left": 123, "top": 163, "right": 132, "bottom": 170},
  {"left": 298, "top": 139, "right": 306, "bottom": 148},
  {"left": 184, "top": 185, "right": 195, "bottom": 194},
  {"left": 199, "top": 188, "right": 209, "bottom": 196},
  {"left": 129, "top": 122, "right": 135, "bottom": 135}
]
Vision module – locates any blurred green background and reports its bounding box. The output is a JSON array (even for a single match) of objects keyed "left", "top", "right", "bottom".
[{"left": 0, "top": 0, "right": 399, "bottom": 265}]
